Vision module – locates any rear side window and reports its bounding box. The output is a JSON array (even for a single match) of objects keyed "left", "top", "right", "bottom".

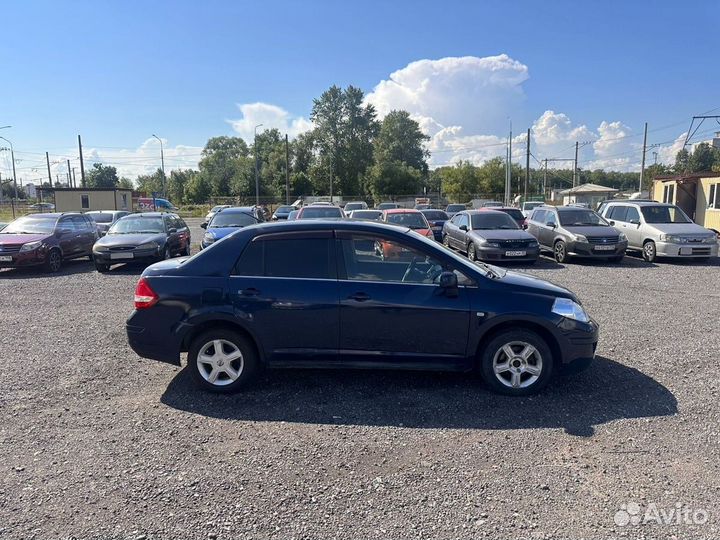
[{"left": 234, "top": 237, "right": 333, "bottom": 279}]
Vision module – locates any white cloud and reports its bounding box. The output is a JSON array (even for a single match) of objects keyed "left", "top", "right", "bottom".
[{"left": 228, "top": 102, "right": 312, "bottom": 142}]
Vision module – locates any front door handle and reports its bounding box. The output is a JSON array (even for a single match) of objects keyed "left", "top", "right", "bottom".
[
  {"left": 241, "top": 287, "right": 260, "bottom": 297},
  {"left": 348, "top": 292, "right": 371, "bottom": 302}
]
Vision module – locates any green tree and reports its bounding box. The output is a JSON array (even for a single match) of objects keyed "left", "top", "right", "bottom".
[
  {"left": 674, "top": 148, "right": 690, "bottom": 173},
  {"left": 167, "top": 169, "right": 197, "bottom": 204},
  {"left": 86, "top": 163, "right": 119, "bottom": 188},
  {"left": 199, "top": 136, "right": 249, "bottom": 196},
  {"left": 118, "top": 177, "right": 134, "bottom": 190},
  {"left": 438, "top": 161, "right": 480, "bottom": 202},
  {"left": 185, "top": 173, "right": 212, "bottom": 204},
  {"left": 688, "top": 142, "right": 718, "bottom": 172},
  {"left": 374, "top": 110, "right": 429, "bottom": 174},
  {"left": 135, "top": 168, "right": 164, "bottom": 195},
  {"left": 366, "top": 160, "right": 422, "bottom": 202}
]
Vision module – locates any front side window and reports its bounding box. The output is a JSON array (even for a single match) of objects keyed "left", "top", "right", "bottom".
[
  {"left": 625, "top": 207, "right": 641, "bottom": 223},
  {"left": 545, "top": 211, "right": 557, "bottom": 226},
  {"left": 457, "top": 214, "right": 469, "bottom": 229},
  {"left": 531, "top": 209, "right": 546, "bottom": 223},
  {"left": 234, "top": 237, "right": 333, "bottom": 279}
]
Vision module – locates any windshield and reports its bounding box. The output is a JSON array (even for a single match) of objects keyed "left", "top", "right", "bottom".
[
  {"left": 209, "top": 212, "right": 257, "bottom": 228},
  {"left": 524, "top": 202, "right": 543, "bottom": 210},
  {"left": 275, "top": 206, "right": 294, "bottom": 213},
  {"left": 386, "top": 212, "right": 429, "bottom": 229},
  {"left": 299, "top": 207, "right": 344, "bottom": 219},
  {"left": 344, "top": 203, "right": 365, "bottom": 211},
  {"left": 87, "top": 213, "right": 113, "bottom": 223},
  {"left": 559, "top": 209, "right": 608, "bottom": 226},
  {"left": 422, "top": 210, "right": 449, "bottom": 221},
  {"left": 641, "top": 205, "right": 691, "bottom": 224},
  {"left": 471, "top": 213, "right": 519, "bottom": 230},
  {"left": 351, "top": 210, "right": 382, "bottom": 220},
  {"left": 109, "top": 216, "right": 165, "bottom": 234},
  {"left": 446, "top": 204, "right": 466, "bottom": 212},
  {"left": 378, "top": 203, "right": 399, "bottom": 210},
  {"left": 1, "top": 216, "right": 57, "bottom": 235}
]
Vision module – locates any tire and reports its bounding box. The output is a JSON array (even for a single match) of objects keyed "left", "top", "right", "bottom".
[
  {"left": 553, "top": 240, "right": 569, "bottom": 263},
  {"left": 44, "top": 248, "right": 62, "bottom": 273},
  {"left": 182, "top": 244, "right": 191, "bottom": 257},
  {"left": 159, "top": 246, "right": 171, "bottom": 262},
  {"left": 95, "top": 262, "right": 110, "bottom": 273},
  {"left": 188, "top": 329, "right": 260, "bottom": 393},
  {"left": 442, "top": 235, "right": 451, "bottom": 249},
  {"left": 479, "top": 329, "right": 554, "bottom": 396},
  {"left": 642, "top": 240, "right": 656, "bottom": 263},
  {"left": 467, "top": 242, "right": 477, "bottom": 261}
]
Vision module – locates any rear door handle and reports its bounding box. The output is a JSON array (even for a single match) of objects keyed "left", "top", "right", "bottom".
[
  {"left": 348, "top": 292, "right": 371, "bottom": 302},
  {"left": 241, "top": 287, "right": 260, "bottom": 297}
]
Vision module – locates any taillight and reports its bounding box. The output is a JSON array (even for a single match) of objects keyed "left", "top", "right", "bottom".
[{"left": 134, "top": 278, "right": 159, "bottom": 309}]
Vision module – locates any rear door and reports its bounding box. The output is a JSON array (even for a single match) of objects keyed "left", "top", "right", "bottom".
[
  {"left": 74, "top": 215, "right": 97, "bottom": 254},
  {"left": 56, "top": 216, "right": 79, "bottom": 257},
  {"left": 336, "top": 231, "right": 471, "bottom": 369},
  {"left": 228, "top": 231, "right": 339, "bottom": 364}
]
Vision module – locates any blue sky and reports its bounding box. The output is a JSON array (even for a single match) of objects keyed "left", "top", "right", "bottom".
[{"left": 1, "top": 0, "right": 719, "bottom": 181}]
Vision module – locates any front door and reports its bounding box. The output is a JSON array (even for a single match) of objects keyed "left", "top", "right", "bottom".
[
  {"left": 336, "top": 232, "right": 471, "bottom": 369},
  {"left": 228, "top": 231, "right": 339, "bottom": 364}
]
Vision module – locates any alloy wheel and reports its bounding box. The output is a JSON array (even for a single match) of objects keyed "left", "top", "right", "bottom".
[
  {"left": 196, "top": 339, "right": 245, "bottom": 386},
  {"left": 554, "top": 241, "right": 566, "bottom": 262},
  {"left": 468, "top": 243, "right": 476, "bottom": 261},
  {"left": 643, "top": 241, "right": 656, "bottom": 262},
  {"left": 48, "top": 251, "right": 62, "bottom": 272},
  {"left": 492, "top": 341, "right": 543, "bottom": 389}
]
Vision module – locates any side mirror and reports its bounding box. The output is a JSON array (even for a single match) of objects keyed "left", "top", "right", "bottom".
[
  {"left": 522, "top": 223, "right": 528, "bottom": 230},
  {"left": 168, "top": 227, "right": 178, "bottom": 233},
  {"left": 609, "top": 220, "right": 615, "bottom": 226},
  {"left": 459, "top": 225, "right": 468, "bottom": 232},
  {"left": 438, "top": 271, "right": 459, "bottom": 297},
  {"left": 200, "top": 222, "right": 207, "bottom": 229},
  {"left": 630, "top": 219, "right": 640, "bottom": 226},
  {"left": 546, "top": 221, "right": 556, "bottom": 228},
  {"left": 100, "top": 231, "right": 107, "bottom": 237}
]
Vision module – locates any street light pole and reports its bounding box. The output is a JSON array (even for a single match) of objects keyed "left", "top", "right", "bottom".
[
  {"left": 254, "top": 124, "right": 263, "bottom": 206},
  {"left": 151, "top": 134, "right": 166, "bottom": 198},
  {"left": 0, "top": 135, "right": 18, "bottom": 204}
]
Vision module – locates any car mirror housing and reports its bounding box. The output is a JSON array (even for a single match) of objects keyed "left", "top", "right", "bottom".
[
  {"left": 200, "top": 222, "right": 207, "bottom": 229},
  {"left": 546, "top": 221, "right": 556, "bottom": 228},
  {"left": 168, "top": 227, "right": 178, "bottom": 233},
  {"left": 438, "top": 271, "right": 459, "bottom": 297},
  {"left": 459, "top": 225, "right": 468, "bottom": 231}
]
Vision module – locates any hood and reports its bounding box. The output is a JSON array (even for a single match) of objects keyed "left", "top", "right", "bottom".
[
  {"left": 0, "top": 233, "right": 51, "bottom": 245},
  {"left": 142, "top": 256, "right": 190, "bottom": 276},
  {"left": 563, "top": 225, "right": 619, "bottom": 237},
  {"left": 96, "top": 232, "right": 166, "bottom": 247},
  {"left": 497, "top": 270, "right": 576, "bottom": 301},
  {"left": 470, "top": 229, "right": 535, "bottom": 241},
  {"left": 205, "top": 226, "right": 245, "bottom": 240},
  {"left": 644, "top": 222, "right": 713, "bottom": 235}
]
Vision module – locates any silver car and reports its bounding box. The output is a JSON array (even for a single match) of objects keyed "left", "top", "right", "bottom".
[{"left": 600, "top": 201, "right": 718, "bottom": 262}]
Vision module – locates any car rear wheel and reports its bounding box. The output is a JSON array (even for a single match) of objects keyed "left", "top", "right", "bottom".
[
  {"left": 554, "top": 240, "right": 569, "bottom": 263},
  {"left": 44, "top": 249, "right": 62, "bottom": 273},
  {"left": 642, "top": 240, "right": 656, "bottom": 262},
  {"left": 467, "top": 242, "right": 477, "bottom": 261},
  {"left": 479, "top": 330, "right": 554, "bottom": 396},
  {"left": 188, "top": 330, "right": 259, "bottom": 393}
]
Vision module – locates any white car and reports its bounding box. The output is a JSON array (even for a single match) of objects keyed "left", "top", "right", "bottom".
[
  {"left": 521, "top": 201, "right": 545, "bottom": 218},
  {"left": 343, "top": 201, "right": 368, "bottom": 217}
]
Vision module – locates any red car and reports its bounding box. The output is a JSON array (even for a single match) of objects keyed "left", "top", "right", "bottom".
[
  {"left": 379, "top": 209, "right": 434, "bottom": 258},
  {"left": 0, "top": 213, "right": 98, "bottom": 272}
]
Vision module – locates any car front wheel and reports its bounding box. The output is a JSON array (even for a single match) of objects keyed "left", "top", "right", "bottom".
[
  {"left": 467, "top": 242, "right": 477, "bottom": 261},
  {"left": 188, "top": 330, "right": 259, "bottom": 393},
  {"left": 479, "top": 329, "right": 554, "bottom": 396},
  {"left": 554, "top": 240, "right": 568, "bottom": 263},
  {"left": 642, "top": 240, "right": 656, "bottom": 262},
  {"left": 44, "top": 248, "right": 62, "bottom": 273}
]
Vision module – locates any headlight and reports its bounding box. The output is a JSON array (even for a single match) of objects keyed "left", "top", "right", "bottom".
[
  {"left": 203, "top": 233, "right": 216, "bottom": 244},
  {"left": 702, "top": 235, "right": 717, "bottom": 244},
  {"left": 618, "top": 232, "right": 627, "bottom": 242},
  {"left": 660, "top": 234, "right": 686, "bottom": 243},
  {"left": 574, "top": 234, "right": 588, "bottom": 243},
  {"left": 528, "top": 241, "right": 539, "bottom": 247},
  {"left": 137, "top": 242, "right": 159, "bottom": 251},
  {"left": 551, "top": 298, "right": 590, "bottom": 323},
  {"left": 93, "top": 244, "right": 109, "bottom": 252},
  {"left": 19, "top": 241, "right": 42, "bottom": 252}
]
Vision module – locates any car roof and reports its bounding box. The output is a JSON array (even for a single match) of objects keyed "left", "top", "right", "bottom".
[
  {"left": 607, "top": 200, "right": 667, "bottom": 207},
  {"left": 384, "top": 208, "right": 420, "bottom": 214},
  {"left": 465, "top": 209, "right": 507, "bottom": 216},
  {"left": 217, "top": 206, "right": 255, "bottom": 213},
  {"left": 478, "top": 206, "right": 518, "bottom": 211},
  {"left": 125, "top": 212, "right": 172, "bottom": 218}
]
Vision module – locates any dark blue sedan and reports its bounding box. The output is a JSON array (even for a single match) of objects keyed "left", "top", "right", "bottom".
[
  {"left": 200, "top": 206, "right": 262, "bottom": 249},
  {"left": 420, "top": 209, "right": 450, "bottom": 241},
  {"left": 127, "top": 220, "right": 599, "bottom": 396}
]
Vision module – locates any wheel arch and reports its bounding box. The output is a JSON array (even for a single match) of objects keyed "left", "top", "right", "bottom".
[
  {"left": 473, "top": 319, "right": 562, "bottom": 372},
  {"left": 181, "top": 317, "right": 264, "bottom": 365}
]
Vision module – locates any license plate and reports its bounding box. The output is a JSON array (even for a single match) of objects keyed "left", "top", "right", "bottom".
[
  {"left": 594, "top": 245, "right": 615, "bottom": 251},
  {"left": 432, "top": 226, "right": 442, "bottom": 231},
  {"left": 0, "top": 255, "right": 12, "bottom": 262},
  {"left": 505, "top": 250, "right": 526, "bottom": 256},
  {"left": 110, "top": 252, "right": 134, "bottom": 260},
  {"left": 680, "top": 247, "right": 692, "bottom": 255}
]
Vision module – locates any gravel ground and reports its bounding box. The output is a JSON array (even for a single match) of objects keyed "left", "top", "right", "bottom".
[{"left": 1, "top": 245, "right": 719, "bottom": 539}]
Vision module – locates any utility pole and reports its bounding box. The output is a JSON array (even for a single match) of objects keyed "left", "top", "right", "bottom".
[
  {"left": 639, "top": 122, "right": 648, "bottom": 193},
  {"left": 67, "top": 160, "right": 72, "bottom": 189},
  {"left": 524, "top": 128, "right": 530, "bottom": 203},
  {"left": 78, "top": 135, "right": 86, "bottom": 187},
  {"left": 573, "top": 141, "right": 579, "bottom": 187},
  {"left": 46, "top": 152, "right": 53, "bottom": 188},
  {"left": 543, "top": 159, "right": 548, "bottom": 198},
  {"left": 329, "top": 154, "right": 333, "bottom": 204},
  {"left": 285, "top": 133, "right": 290, "bottom": 205},
  {"left": 653, "top": 151, "right": 658, "bottom": 165},
  {"left": 0, "top": 136, "right": 19, "bottom": 205},
  {"left": 254, "top": 124, "right": 263, "bottom": 206},
  {"left": 151, "top": 134, "right": 166, "bottom": 198},
  {"left": 72, "top": 168, "right": 76, "bottom": 188}
]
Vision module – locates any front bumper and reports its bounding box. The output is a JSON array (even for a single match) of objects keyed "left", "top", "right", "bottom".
[
  {"left": 655, "top": 241, "right": 718, "bottom": 258},
  {"left": 556, "top": 317, "right": 599, "bottom": 371},
  {"left": 476, "top": 244, "right": 540, "bottom": 262},
  {"left": 93, "top": 247, "right": 161, "bottom": 264},
  {"left": 567, "top": 240, "right": 628, "bottom": 258},
  {"left": 0, "top": 248, "right": 48, "bottom": 268}
]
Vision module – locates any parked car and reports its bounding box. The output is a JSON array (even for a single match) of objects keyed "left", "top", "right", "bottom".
[
  {"left": 92, "top": 212, "right": 190, "bottom": 272},
  {"left": 420, "top": 209, "right": 450, "bottom": 241},
  {"left": 0, "top": 213, "right": 97, "bottom": 272},
  {"left": 127, "top": 220, "right": 598, "bottom": 396},
  {"left": 204, "top": 205, "right": 232, "bottom": 223},
  {"left": 286, "top": 210, "right": 299, "bottom": 221},
  {"left": 0, "top": 222, "right": 8, "bottom": 232},
  {"left": 343, "top": 201, "right": 368, "bottom": 217},
  {"left": 272, "top": 205, "right": 296, "bottom": 220},
  {"left": 29, "top": 203, "right": 55, "bottom": 211},
  {"left": 445, "top": 204, "right": 466, "bottom": 218},
  {"left": 295, "top": 206, "right": 345, "bottom": 219},
  {"left": 200, "top": 206, "right": 262, "bottom": 249},
  {"left": 599, "top": 201, "right": 718, "bottom": 262},
  {"left": 349, "top": 209, "right": 383, "bottom": 221},
  {"left": 377, "top": 202, "right": 402, "bottom": 211},
  {"left": 526, "top": 206, "right": 627, "bottom": 263},
  {"left": 309, "top": 201, "right": 334, "bottom": 206},
  {"left": 414, "top": 203, "right": 433, "bottom": 210},
  {"left": 521, "top": 201, "right": 545, "bottom": 218},
  {"left": 442, "top": 210, "right": 540, "bottom": 264},
  {"left": 137, "top": 197, "right": 178, "bottom": 212},
  {"left": 86, "top": 210, "right": 131, "bottom": 236},
  {"left": 380, "top": 208, "right": 434, "bottom": 257},
  {"left": 479, "top": 206, "right": 526, "bottom": 228}
]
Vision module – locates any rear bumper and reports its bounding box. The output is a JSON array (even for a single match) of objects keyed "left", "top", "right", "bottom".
[
  {"left": 655, "top": 241, "right": 718, "bottom": 258},
  {"left": 567, "top": 240, "right": 628, "bottom": 258}
]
